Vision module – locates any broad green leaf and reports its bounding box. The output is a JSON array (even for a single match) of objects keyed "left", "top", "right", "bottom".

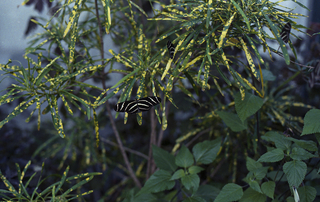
[
  {"left": 214, "top": 183, "right": 243, "bottom": 202},
  {"left": 290, "top": 147, "right": 316, "bottom": 160},
  {"left": 170, "top": 169, "right": 185, "bottom": 180},
  {"left": 246, "top": 157, "right": 262, "bottom": 172},
  {"left": 193, "top": 137, "right": 221, "bottom": 164},
  {"left": 262, "top": 131, "right": 291, "bottom": 151},
  {"left": 175, "top": 145, "right": 194, "bottom": 168},
  {"left": 253, "top": 167, "right": 269, "bottom": 180},
  {"left": 194, "top": 185, "right": 220, "bottom": 202},
  {"left": 257, "top": 148, "right": 284, "bottom": 163},
  {"left": 182, "top": 196, "right": 206, "bottom": 202},
  {"left": 301, "top": 109, "right": 320, "bottom": 135},
  {"left": 284, "top": 137, "right": 318, "bottom": 152},
  {"left": 261, "top": 69, "right": 276, "bottom": 81},
  {"left": 261, "top": 181, "right": 275, "bottom": 199},
  {"left": 216, "top": 111, "right": 247, "bottom": 132},
  {"left": 133, "top": 193, "right": 157, "bottom": 202},
  {"left": 234, "top": 91, "right": 264, "bottom": 122},
  {"left": 188, "top": 166, "right": 204, "bottom": 175},
  {"left": 249, "top": 181, "right": 262, "bottom": 193},
  {"left": 181, "top": 173, "right": 200, "bottom": 191},
  {"left": 297, "top": 186, "right": 316, "bottom": 202},
  {"left": 152, "top": 145, "right": 177, "bottom": 172},
  {"left": 137, "top": 170, "right": 175, "bottom": 195},
  {"left": 283, "top": 160, "right": 307, "bottom": 188},
  {"left": 239, "top": 188, "right": 266, "bottom": 202}
]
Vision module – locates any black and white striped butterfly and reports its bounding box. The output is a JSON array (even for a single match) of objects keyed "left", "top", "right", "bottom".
[
  {"left": 114, "top": 96, "right": 161, "bottom": 114},
  {"left": 280, "top": 22, "right": 291, "bottom": 43},
  {"left": 167, "top": 41, "right": 175, "bottom": 59}
]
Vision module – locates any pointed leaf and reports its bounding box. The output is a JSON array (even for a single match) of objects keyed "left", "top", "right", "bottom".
[
  {"left": 194, "top": 185, "right": 220, "bottom": 202},
  {"left": 214, "top": 183, "right": 243, "bottom": 202},
  {"left": 216, "top": 111, "right": 247, "bottom": 132},
  {"left": 261, "top": 181, "right": 275, "bottom": 199},
  {"left": 181, "top": 173, "right": 200, "bottom": 191},
  {"left": 193, "top": 137, "right": 221, "bottom": 164},
  {"left": 246, "top": 157, "right": 262, "bottom": 172},
  {"left": 235, "top": 92, "right": 264, "bottom": 122},
  {"left": 302, "top": 109, "right": 320, "bottom": 135},
  {"left": 170, "top": 169, "right": 185, "bottom": 180},
  {"left": 297, "top": 186, "right": 316, "bottom": 202},
  {"left": 239, "top": 188, "right": 266, "bottom": 202},
  {"left": 137, "top": 170, "right": 175, "bottom": 195},
  {"left": 290, "top": 147, "right": 316, "bottom": 160},
  {"left": 257, "top": 148, "right": 284, "bottom": 163},
  {"left": 283, "top": 160, "right": 307, "bottom": 188},
  {"left": 152, "top": 145, "right": 177, "bottom": 172},
  {"left": 176, "top": 145, "right": 194, "bottom": 168}
]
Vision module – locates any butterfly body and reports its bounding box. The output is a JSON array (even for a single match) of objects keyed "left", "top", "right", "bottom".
[{"left": 114, "top": 96, "right": 161, "bottom": 114}]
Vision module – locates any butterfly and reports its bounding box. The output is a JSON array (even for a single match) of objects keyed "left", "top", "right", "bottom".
[
  {"left": 167, "top": 41, "right": 175, "bottom": 59},
  {"left": 114, "top": 96, "right": 161, "bottom": 114},
  {"left": 280, "top": 22, "right": 291, "bottom": 43}
]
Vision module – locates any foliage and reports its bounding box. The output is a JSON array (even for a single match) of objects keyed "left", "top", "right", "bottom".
[
  {"left": 0, "top": 161, "right": 101, "bottom": 201},
  {"left": 1, "top": 0, "right": 320, "bottom": 201}
]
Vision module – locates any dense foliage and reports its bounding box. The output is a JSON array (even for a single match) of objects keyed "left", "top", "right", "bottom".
[{"left": 1, "top": 0, "right": 320, "bottom": 201}]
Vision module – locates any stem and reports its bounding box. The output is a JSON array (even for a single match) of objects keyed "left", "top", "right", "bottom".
[
  {"left": 146, "top": 109, "right": 157, "bottom": 179},
  {"left": 94, "top": 0, "right": 141, "bottom": 188}
]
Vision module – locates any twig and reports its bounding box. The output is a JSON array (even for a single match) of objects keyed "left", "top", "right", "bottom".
[
  {"left": 273, "top": 50, "right": 314, "bottom": 69},
  {"left": 100, "top": 137, "right": 148, "bottom": 160},
  {"left": 185, "top": 128, "right": 212, "bottom": 148}
]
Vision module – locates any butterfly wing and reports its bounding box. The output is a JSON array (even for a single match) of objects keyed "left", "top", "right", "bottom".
[
  {"left": 167, "top": 41, "right": 175, "bottom": 59},
  {"left": 280, "top": 22, "right": 291, "bottom": 43}
]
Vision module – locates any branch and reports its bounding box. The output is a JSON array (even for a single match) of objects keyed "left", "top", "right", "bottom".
[
  {"left": 100, "top": 137, "right": 148, "bottom": 160},
  {"left": 146, "top": 109, "right": 157, "bottom": 179}
]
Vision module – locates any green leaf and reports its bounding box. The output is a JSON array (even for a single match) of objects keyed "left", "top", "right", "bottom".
[
  {"left": 285, "top": 137, "right": 318, "bottom": 152},
  {"left": 283, "top": 160, "right": 307, "bottom": 188},
  {"left": 261, "top": 181, "right": 275, "bottom": 199},
  {"left": 214, "top": 183, "right": 243, "bottom": 202},
  {"left": 290, "top": 147, "right": 316, "bottom": 160},
  {"left": 137, "top": 170, "right": 175, "bottom": 195},
  {"left": 176, "top": 145, "right": 194, "bottom": 168},
  {"left": 216, "top": 111, "right": 247, "bottom": 132},
  {"left": 262, "top": 131, "right": 291, "bottom": 151},
  {"left": 239, "top": 188, "right": 266, "bottom": 202},
  {"left": 133, "top": 193, "right": 157, "bottom": 202},
  {"left": 152, "top": 145, "right": 177, "bottom": 172},
  {"left": 181, "top": 173, "right": 200, "bottom": 191},
  {"left": 261, "top": 69, "right": 276, "bottom": 81},
  {"left": 34, "top": 56, "right": 60, "bottom": 85},
  {"left": 297, "top": 186, "right": 316, "bottom": 202},
  {"left": 246, "top": 157, "right": 262, "bottom": 172},
  {"left": 248, "top": 181, "right": 262, "bottom": 193},
  {"left": 170, "top": 169, "right": 185, "bottom": 180},
  {"left": 188, "top": 166, "right": 204, "bottom": 175},
  {"left": 193, "top": 137, "right": 221, "bottom": 164},
  {"left": 253, "top": 167, "right": 269, "bottom": 180},
  {"left": 234, "top": 91, "right": 264, "bottom": 122},
  {"left": 194, "top": 185, "right": 220, "bottom": 202},
  {"left": 257, "top": 148, "right": 284, "bottom": 163},
  {"left": 182, "top": 196, "right": 206, "bottom": 202},
  {"left": 302, "top": 109, "right": 320, "bottom": 135}
]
